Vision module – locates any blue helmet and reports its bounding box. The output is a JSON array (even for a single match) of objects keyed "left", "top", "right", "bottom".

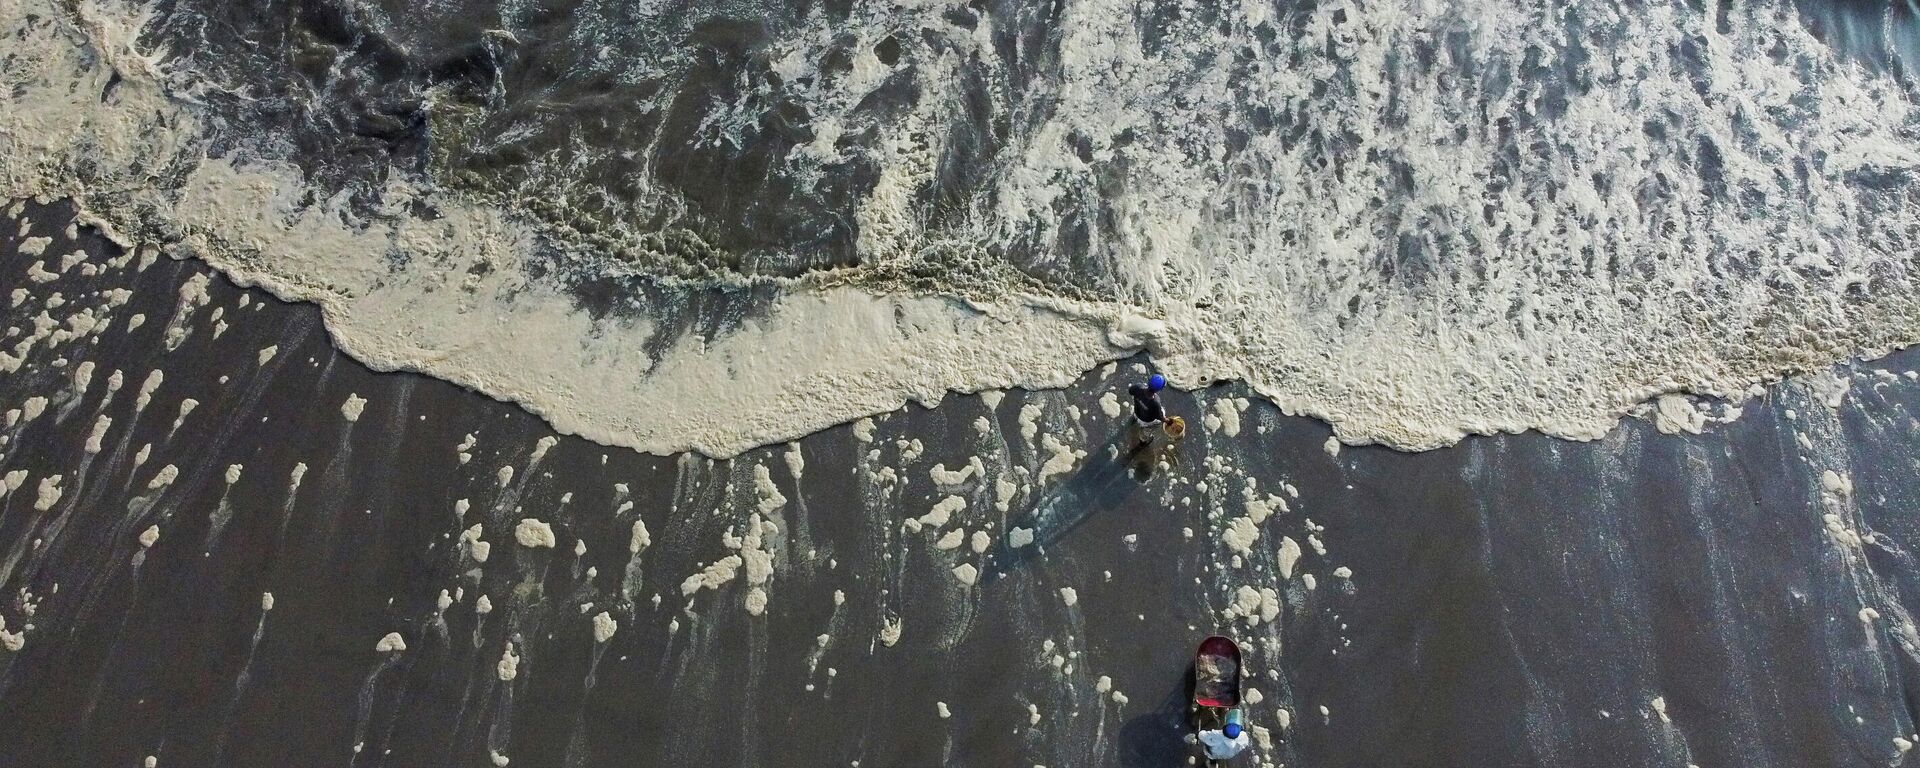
[
  {"left": 1223, "top": 723, "right": 1243, "bottom": 739},
  {"left": 1149, "top": 374, "right": 1167, "bottom": 391}
]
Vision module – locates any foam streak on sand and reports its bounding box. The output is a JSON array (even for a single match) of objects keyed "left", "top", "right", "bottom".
[{"left": 5, "top": 0, "right": 1920, "bottom": 456}]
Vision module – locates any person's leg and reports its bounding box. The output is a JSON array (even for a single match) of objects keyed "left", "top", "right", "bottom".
[{"left": 1138, "top": 417, "right": 1165, "bottom": 448}]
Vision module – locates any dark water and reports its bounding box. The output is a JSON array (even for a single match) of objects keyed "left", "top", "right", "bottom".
[
  {"left": 137, "top": 0, "right": 1920, "bottom": 311},
  {"left": 6, "top": 200, "right": 1920, "bottom": 767}
]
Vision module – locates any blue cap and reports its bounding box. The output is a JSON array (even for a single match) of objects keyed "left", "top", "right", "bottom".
[
  {"left": 1149, "top": 374, "right": 1166, "bottom": 391},
  {"left": 1223, "top": 723, "right": 1242, "bottom": 739}
]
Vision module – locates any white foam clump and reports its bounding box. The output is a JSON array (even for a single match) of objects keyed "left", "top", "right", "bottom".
[
  {"left": 1277, "top": 537, "right": 1303, "bottom": 579},
  {"left": 33, "top": 476, "right": 63, "bottom": 511},
  {"left": 462, "top": 524, "right": 492, "bottom": 563},
  {"left": 8, "top": 0, "right": 1920, "bottom": 459},
  {"left": 629, "top": 519, "right": 651, "bottom": 554},
  {"left": 1221, "top": 517, "right": 1260, "bottom": 555},
  {"left": 678, "top": 513, "right": 778, "bottom": 617},
  {"left": 513, "top": 519, "right": 556, "bottom": 548},
  {"left": 591, "top": 611, "right": 617, "bottom": 643},
  {"left": 145, "top": 464, "right": 178, "bottom": 490},
  {"left": 908, "top": 495, "right": 966, "bottom": 532},
  {"left": 85, "top": 414, "right": 112, "bottom": 453},
  {"left": 496, "top": 644, "right": 519, "bottom": 680},
  {"left": 1652, "top": 394, "right": 1708, "bottom": 435}
]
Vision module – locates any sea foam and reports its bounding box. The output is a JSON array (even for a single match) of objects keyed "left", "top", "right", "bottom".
[{"left": 4, "top": 0, "right": 1918, "bottom": 455}]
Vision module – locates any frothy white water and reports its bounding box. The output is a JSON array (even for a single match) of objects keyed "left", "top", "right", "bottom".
[
  {"left": 5, "top": 0, "right": 1920, "bottom": 455},
  {"left": 933, "top": 0, "right": 1920, "bottom": 447}
]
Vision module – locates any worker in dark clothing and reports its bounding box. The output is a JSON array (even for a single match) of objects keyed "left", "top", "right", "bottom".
[
  {"left": 1128, "top": 374, "right": 1168, "bottom": 449},
  {"left": 1130, "top": 374, "right": 1168, "bottom": 424}
]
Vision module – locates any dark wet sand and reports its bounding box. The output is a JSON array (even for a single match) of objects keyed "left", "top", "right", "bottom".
[{"left": 4, "top": 200, "right": 1920, "bottom": 768}]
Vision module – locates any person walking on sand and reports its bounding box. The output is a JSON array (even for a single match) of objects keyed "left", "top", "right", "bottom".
[{"left": 1129, "top": 374, "right": 1168, "bottom": 448}]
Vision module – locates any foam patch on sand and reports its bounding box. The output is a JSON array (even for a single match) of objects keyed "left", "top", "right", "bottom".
[{"left": 6, "top": 0, "right": 1920, "bottom": 456}]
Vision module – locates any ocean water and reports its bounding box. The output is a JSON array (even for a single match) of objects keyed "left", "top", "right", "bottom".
[{"left": 6, "top": 0, "right": 1920, "bottom": 455}]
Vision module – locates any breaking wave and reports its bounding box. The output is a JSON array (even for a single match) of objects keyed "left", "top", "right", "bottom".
[{"left": 5, "top": 0, "right": 1920, "bottom": 455}]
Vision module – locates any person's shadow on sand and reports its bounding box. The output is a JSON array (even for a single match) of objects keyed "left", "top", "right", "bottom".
[
  {"left": 982, "top": 425, "right": 1170, "bottom": 578},
  {"left": 1118, "top": 673, "right": 1194, "bottom": 767}
]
